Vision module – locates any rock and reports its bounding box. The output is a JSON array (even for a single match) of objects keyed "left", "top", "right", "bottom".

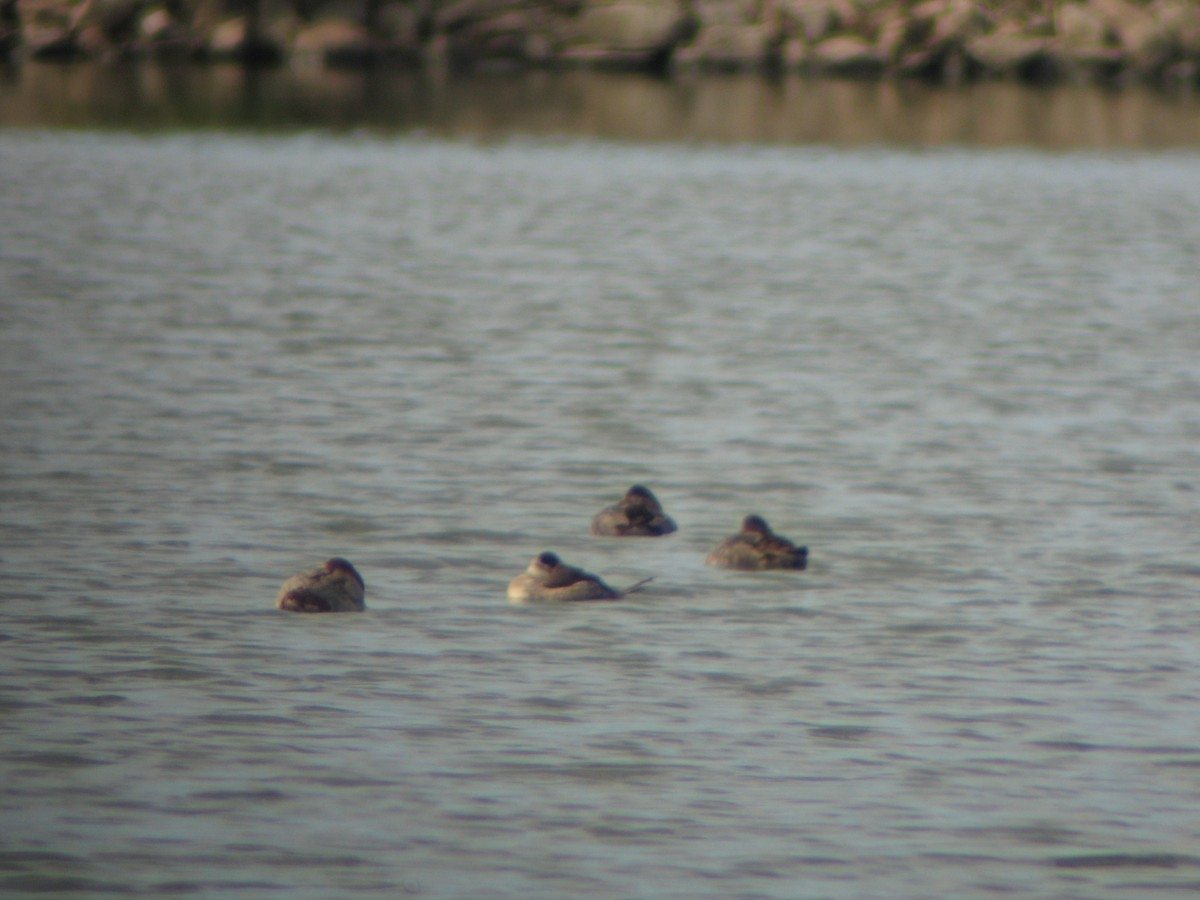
[
  {"left": 780, "top": 0, "right": 835, "bottom": 43},
  {"left": 690, "top": 0, "right": 759, "bottom": 28},
  {"left": 209, "top": 15, "right": 247, "bottom": 54},
  {"left": 1155, "top": 0, "right": 1200, "bottom": 55},
  {"left": 448, "top": 9, "right": 551, "bottom": 66},
  {"left": 685, "top": 21, "right": 770, "bottom": 69},
  {"left": 22, "top": 0, "right": 89, "bottom": 58},
  {"left": 912, "top": 0, "right": 978, "bottom": 46},
  {"left": 1052, "top": 2, "right": 1124, "bottom": 73},
  {"left": 134, "top": 5, "right": 197, "bottom": 55},
  {"left": 206, "top": 11, "right": 285, "bottom": 61},
  {"left": 139, "top": 7, "right": 172, "bottom": 39},
  {"left": 562, "top": 0, "right": 688, "bottom": 67},
  {"left": 1055, "top": 3, "right": 1107, "bottom": 51},
  {"left": 811, "top": 33, "right": 881, "bottom": 72},
  {"left": 1089, "top": 0, "right": 1168, "bottom": 67},
  {"left": 873, "top": 5, "right": 908, "bottom": 65},
  {"left": 282, "top": 0, "right": 423, "bottom": 64},
  {"left": 966, "top": 24, "right": 1049, "bottom": 73},
  {"left": 568, "top": 0, "right": 685, "bottom": 52},
  {"left": 898, "top": 0, "right": 982, "bottom": 79},
  {"left": 293, "top": 17, "right": 370, "bottom": 56}
]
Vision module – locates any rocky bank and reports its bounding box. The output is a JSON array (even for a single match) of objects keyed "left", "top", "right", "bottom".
[{"left": 5, "top": 0, "right": 1200, "bottom": 86}]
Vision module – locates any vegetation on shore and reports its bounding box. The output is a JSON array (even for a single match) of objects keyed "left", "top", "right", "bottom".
[{"left": 5, "top": 0, "right": 1199, "bottom": 87}]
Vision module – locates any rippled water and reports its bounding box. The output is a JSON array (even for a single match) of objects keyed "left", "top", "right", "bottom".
[{"left": 2, "top": 128, "right": 1200, "bottom": 897}]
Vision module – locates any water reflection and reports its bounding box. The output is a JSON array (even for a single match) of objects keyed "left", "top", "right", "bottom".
[{"left": 2, "top": 61, "right": 1200, "bottom": 147}]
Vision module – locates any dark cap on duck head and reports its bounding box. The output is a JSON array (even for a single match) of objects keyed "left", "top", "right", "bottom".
[{"left": 741, "top": 515, "right": 771, "bottom": 535}]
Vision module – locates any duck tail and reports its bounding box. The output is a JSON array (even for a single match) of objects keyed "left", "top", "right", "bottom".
[{"left": 622, "top": 577, "right": 655, "bottom": 596}]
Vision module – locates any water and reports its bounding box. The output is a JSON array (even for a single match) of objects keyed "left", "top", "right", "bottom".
[{"left": 2, "top": 77, "right": 1200, "bottom": 897}]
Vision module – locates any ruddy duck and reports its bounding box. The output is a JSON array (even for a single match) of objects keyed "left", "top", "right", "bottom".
[
  {"left": 275, "top": 557, "right": 366, "bottom": 612},
  {"left": 706, "top": 515, "right": 808, "bottom": 571},
  {"left": 507, "top": 551, "right": 652, "bottom": 604},
  {"left": 590, "top": 484, "right": 678, "bottom": 537}
]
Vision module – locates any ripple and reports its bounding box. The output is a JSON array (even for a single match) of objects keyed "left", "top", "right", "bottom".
[
  {"left": 195, "top": 713, "right": 303, "bottom": 727},
  {"left": 0, "top": 850, "right": 86, "bottom": 868},
  {"left": 151, "top": 880, "right": 288, "bottom": 893},
  {"left": 52, "top": 694, "right": 130, "bottom": 707},
  {"left": 110, "top": 666, "right": 216, "bottom": 682},
  {"left": 1052, "top": 853, "right": 1199, "bottom": 869},
  {"left": 4, "top": 752, "right": 115, "bottom": 769},
  {"left": 488, "top": 761, "right": 703, "bottom": 783},
  {"left": 188, "top": 788, "right": 290, "bottom": 802},
  {"left": 0, "top": 874, "right": 128, "bottom": 893},
  {"left": 809, "top": 725, "right": 878, "bottom": 743}
]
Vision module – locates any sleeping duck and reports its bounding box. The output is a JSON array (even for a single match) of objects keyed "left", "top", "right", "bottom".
[
  {"left": 507, "top": 552, "right": 652, "bottom": 604},
  {"left": 275, "top": 557, "right": 366, "bottom": 612},
  {"left": 590, "top": 485, "right": 678, "bottom": 537},
  {"left": 706, "top": 516, "right": 808, "bottom": 571}
]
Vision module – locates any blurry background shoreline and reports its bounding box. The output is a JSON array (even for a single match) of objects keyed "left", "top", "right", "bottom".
[
  {"left": 3, "top": 60, "right": 1200, "bottom": 148},
  {"left": 5, "top": 0, "right": 1200, "bottom": 89}
]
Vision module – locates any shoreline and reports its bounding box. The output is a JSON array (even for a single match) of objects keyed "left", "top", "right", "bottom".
[
  {"left": 5, "top": 62, "right": 1200, "bottom": 149},
  {"left": 4, "top": 0, "right": 1200, "bottom": 89}
]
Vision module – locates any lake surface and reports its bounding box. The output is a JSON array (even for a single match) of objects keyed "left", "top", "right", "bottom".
[{"left": 2, "top": 66, "right": 1200, "bottom": 898}]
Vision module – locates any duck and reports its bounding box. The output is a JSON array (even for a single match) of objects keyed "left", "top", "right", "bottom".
[
  {"left": 507, "top": 552, "right": 652, "bottom": 604},
  {"left": 590, "top": 484, "right": 678, "bottom": 537},
  {"left": 275, "top": 557, "right": 366, "bottom": 612},
  {"left": 706, "top": 515, "right": 809, "bottom": 571}
]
